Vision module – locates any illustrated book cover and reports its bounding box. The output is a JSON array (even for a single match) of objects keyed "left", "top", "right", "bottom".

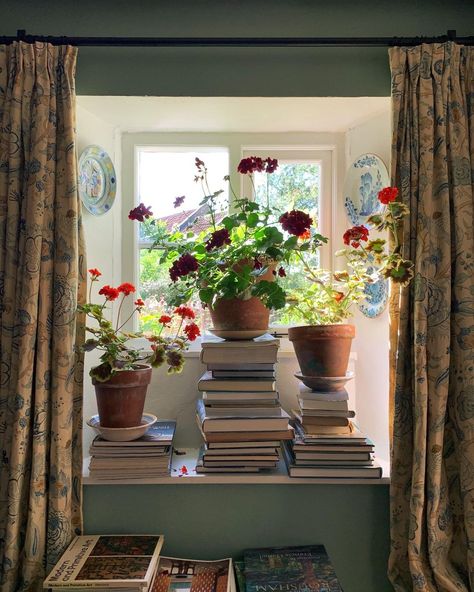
[
  {"left": 91, "top": 421, "right": 176, "bottom": 447},
  {"left": 151, "top": 556, "right": 236, "bottom": 592},
  {"left": 43, "top": 534, "right": 164, "bottom": 589},
  {"left": 243, "top": 545, "right": 343, "bottom": 592}
]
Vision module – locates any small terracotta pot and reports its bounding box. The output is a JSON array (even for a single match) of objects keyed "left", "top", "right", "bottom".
[
  {"left": 209, "top": 259, "right": 275, "bottom": 332},
  {"left": 288, "top": 324, "right": 355, "bottom": 377},
  {"left": 93, "top": 364, "right": 152, "bottom": 428}
]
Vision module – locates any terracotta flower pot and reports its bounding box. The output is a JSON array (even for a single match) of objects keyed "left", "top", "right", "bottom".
[
  {"left": 92, "top": 364, "right": 152, "bottom": 428},
  {"left": 288, "top": 324, "right": 355, "bottom": 377},
  {"left": 209, "top": 260, "right": 275, "bottom": 333}
]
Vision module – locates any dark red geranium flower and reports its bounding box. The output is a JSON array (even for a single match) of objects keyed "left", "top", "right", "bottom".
[
  {"left": 98, "top": 285, "right": 120, "bottom": 301},
  {"left": 264, "top": 158, "right": 278, "bottom": 173},
  {"left": 174, "top": 305, "right": 196, "bottom": 320},
  {"left": 169, "top": 253, "right": 199, "bottom": 282},
  {"left": 278, "top": 267, "right": 286, "bottom": 277},
  {"left": 205, "top": 228, "right": 231, "bottom": 251},
  {"left": 88, "top": 268, "right": 101, "bottom": 278},
  {"left": 195, "top": 157, "right": 205, "bottom": 171},
  {"left": 253, "top": 258, "right": 263, "bottom": 270},
  {"left": 378, "top": 186, "right": 399, "bottom": 205},
  {"left": 117, "top": 282, "right": 136, "bottom": 296},
  {"left": 134, "top": 298, "right": 145, "bottom": 308},
  {"left": 159, "top": 314, "right": 172, "bottom": 325},
  {"left": 173, "top": 195, "right": 186, "bottom": 208},
  {"left": 279, "top": 210, "right": 313, "bottom": 236},
  {"left": 343, "top": 225, "right": 369, "bottom": 248},
  {"left": 128, "top": 203, "right": 153, "bottom": 222},
  {"left": 237, "top": 156, "right": 279, "bottom": 175},
  {"left": 184, "top": 322, "right": 201, "bottom": 341}
]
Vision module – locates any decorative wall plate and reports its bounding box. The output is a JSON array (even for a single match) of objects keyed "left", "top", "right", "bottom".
[
  {"left": 358, "top": 268, "right": 389, "bottom": 318},
  {"left": 78, "top": 145, "right": 116, "bottom": 215},
  {"left": 343, "top": 153, "right": 389, "bottom": 225}
]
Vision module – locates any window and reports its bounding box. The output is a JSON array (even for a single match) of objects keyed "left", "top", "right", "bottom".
[{"left": 131, "top": 140, "right": 333, "bottom": 332}]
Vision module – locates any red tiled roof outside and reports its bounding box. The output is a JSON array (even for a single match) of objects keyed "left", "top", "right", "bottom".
[{"left": 158, "top": 209, "right": 225, "bottom": 234}]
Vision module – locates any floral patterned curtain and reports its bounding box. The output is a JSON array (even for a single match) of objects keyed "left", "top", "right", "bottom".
[
  {"left": 388, "top": 42, "right": 474, "bottom": 591},
  {"left": 0, "top": 42, "right": 85, "bottom": 592}
]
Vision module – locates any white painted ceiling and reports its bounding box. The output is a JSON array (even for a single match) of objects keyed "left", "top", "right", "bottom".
[{"left": 77, "top": 96, "right": 390, "bottom": 134}]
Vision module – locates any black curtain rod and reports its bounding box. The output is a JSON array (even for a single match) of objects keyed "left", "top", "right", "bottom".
[{"left": 1, "top": 29, "right": 473, "bottom": 48}]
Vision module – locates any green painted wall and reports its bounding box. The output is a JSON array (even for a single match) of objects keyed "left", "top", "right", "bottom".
[
  {"left": 83, "top": 483, "right": 390, "bottom": 592},
  {"left": 2, "top": 0, "right": 474, "bottom": 96}
]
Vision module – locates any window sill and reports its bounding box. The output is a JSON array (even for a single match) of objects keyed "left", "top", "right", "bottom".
[{"left": 83, "top": 449, "right": 389, "bottom": 486}]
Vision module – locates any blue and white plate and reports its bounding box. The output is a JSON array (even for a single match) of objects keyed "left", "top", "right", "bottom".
[
  {"left": 358, "top": 269, "right": 389, "bottom": 318},
  {"left": 343, "top": 154, "right": 389, "bottom": 225},
  {"left": 78, "top": 145, "right": 116, "bottom": 216}
]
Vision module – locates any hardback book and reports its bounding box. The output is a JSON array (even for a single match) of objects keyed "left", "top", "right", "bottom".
[
  {"left": 197, "top": 420, "right": 294, "bottom": 443},
  {"left": 197, "top": 399, "right": 290, "bottom": 432},
  {"left": 90, "top": 421, "right": 176, "bottom": 447},
  {"left": 282, "top": 441, "right": 382, "bottom": 479},
  {"left": 205, "top": 446, "right": 279, "bottom": 456},
  {"left": 203, "top": 405, "right": 283, "bottom": 418},
  {"left": 298, "top": 385, "right": 349, "bottom": 402},
  {"left": 297, "top": 408, "right": 355, "bottom": 419},
  {"left": 298, "top": 398, "right": 349, "bottom": 411},
  {"left": 243, "top": 545, "right": 343, "bottom": 592},
  {"left": 152, "top": 556, "right": 236, "bottom": 592},
  {"left": 201, "top": 335, "right": 279, "bottom": 365},
  {"left": 292, "top": 412, "right": 352, "bottom": 433},
  {"left": 198, "top": 371, "right": 276, "bottom": 392},
  {"left": 206, "top": 440, "right": 281, "bottom": 449},
  {"left": 212, "top": 370, "right": 275, "bottom": 378},
  {"left": 207, "top": 363, "right": 275, "bottom": 371},
  {"left": 233, "top": 559, "right": 246, "bottom": 592},
  {"left": 293, "top": 420, "right": 366, "bottom": 442},
  {"left": 43, "top": 534, "right": 164, "bottom": 590},
  {"left": 204, "top": 453, "right": 279, "bottom": 462},
  {"left": 294, "top": 458, "right": 374, "bottom": 466},
  {"left": 196, "top": 448, "right": 261, "bottom": 474},
  {"left": 293, "top": 451, "right": 373, "bottom": 462},
  {"left": 203, "top": 391, "right": 279, "bottom": 404}
]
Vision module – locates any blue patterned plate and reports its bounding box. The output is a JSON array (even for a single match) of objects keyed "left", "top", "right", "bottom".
[
  {"left": 78, "top": 145, "right": 116, "bottom": 216},
  {"left": 358, "top": 267, "right": 389, "bottom": 318},
  {"left": 343, "top": 154, "right": 389, "bottom": 225}
]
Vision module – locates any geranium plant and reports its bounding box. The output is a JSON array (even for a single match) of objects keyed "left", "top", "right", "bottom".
[
  {"left": 78, "top": 269, "right": 200, "bottom": 382},
  {"left": 286, "top": 186, "right": 414, "bottom": 324},
  {"left": 129, "top": 157, "right": 327, "bottom": 313}
]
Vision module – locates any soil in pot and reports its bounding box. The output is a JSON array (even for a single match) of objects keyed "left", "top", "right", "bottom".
[
  {"left": 93, "top": 364, "right": 152, "bottom": 428},
  {"left": 288, "top": 324, "right": 355, "bottom": 377}
]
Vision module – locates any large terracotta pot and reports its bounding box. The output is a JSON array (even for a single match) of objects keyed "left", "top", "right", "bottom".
[
  {"left": 209, "top": 260, "right": 275, "bottom": 332},
  {"left": 93, "top": 364, "right": 152, "bottom": 428},
  {"left": 288, "top": 324, "right": 355, "bottom": 377}
]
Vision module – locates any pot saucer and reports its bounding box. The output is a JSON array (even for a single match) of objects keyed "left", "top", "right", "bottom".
[
  {"left": 87, "top": 413, "right": 157, "bottom": 442},
  {"left": 208, "top": 328, "right": 268, "bottom": 340},
  {"left": 295, "top": 371, "right": 354, "bottom": 392}
]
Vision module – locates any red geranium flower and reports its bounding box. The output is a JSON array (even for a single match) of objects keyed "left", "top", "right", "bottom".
[
  {"left": 279, "top": 210, "right": 313, "bottom": 236},
  {"left": 88, "top": 268, "right": 101, "bottom": 278},
  {"left": 184, "top": 322, "right": 201, "bottom": 341},
  {"left": 343, "top": 225, "right": 369, "bottom": 248},
  {"left": 128, "top": 203, "right": 153, "bottom": 222},
  {"left": 174, "top": 306, "right": 196, "bottom": 320},
  {"left": 237, "top": 156, "right": 279, "bottom": 175},
  {"left": 134, "top": 298, "right": 145, "bottom": 308},
  {"left": 333, "top": 291, "right": 345, "bottom": 302},
  {"left": 278, "top": 267, "right": 286, "bottom": 277},
  {"left": 158, "top": 314, "right": 172, "bottom": 325},
  {"left": 169, "top": 253, "right": 199, "bottom": 282},
  {"left": 205, "top": 228, "right": 231, "bottom": 251},
  {"left": 98, "top": 285, "right": 120, "bottom": 301},
  {"left": 298, "top": 229, "right": 311, "bottom": 240},
  {"left": 117, "top": 282, "right": 136, "bottom": 296},
  {"left": 378, "top": 186, "right": 399, "bottom": 205},
  {"left": 253, "top": 258, "right": 263, "bottom": 270}
]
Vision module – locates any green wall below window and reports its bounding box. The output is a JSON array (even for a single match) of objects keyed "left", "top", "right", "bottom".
[{"left": 84, "top": 483, "right": 390, "bottom": 592}]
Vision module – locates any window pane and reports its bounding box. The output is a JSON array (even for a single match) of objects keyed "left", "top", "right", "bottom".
[
  {"left": 253, "top": 162, "right": 321, "bottom": 326},
  {"left": 137, "top": 148, "right": 227, "bottom": 331}
]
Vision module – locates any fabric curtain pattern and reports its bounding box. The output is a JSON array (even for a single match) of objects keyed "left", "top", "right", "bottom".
[
  {"left": 0, "top": 42, "right": 85, "bottom": 592},
  {"left": 388, "top": 42, "right": 474, "bottom": 591}
]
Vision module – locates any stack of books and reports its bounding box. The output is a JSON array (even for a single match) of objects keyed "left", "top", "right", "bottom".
[
  {"left": 88, "top": 421, "right": 176, "bottom": 480},
  {"left": 195, "top": 334, "right": 294, "bottom": 473},
  {"left": 43, "top": 535, "right": 236, "bottom": 592},
  {"left": 283, "top": 382, "right": 382, "bottom": 478}
]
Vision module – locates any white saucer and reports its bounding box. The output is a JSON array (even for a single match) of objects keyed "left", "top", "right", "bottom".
[
  {"left": 295, "top": 371, "right": 354, "bottom": 392},
  {"left": 208, "top": 328, "right": 268, "bottom": 340},
  {"left": 87, "top": 413, "right": 157, "bottom": 442}
]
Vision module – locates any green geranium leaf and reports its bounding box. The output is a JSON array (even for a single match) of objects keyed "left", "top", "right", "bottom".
[{"left": 247, "top": 213, "right": 259, "bottom": 228}]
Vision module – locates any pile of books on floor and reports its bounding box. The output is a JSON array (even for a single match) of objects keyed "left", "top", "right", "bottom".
[
  {"left": 44, "top": 534, "right": 236, "bottom": 592},
  {"left": 283, "top": 380, "right": 382, "bottom": 478},
  {"left": 88, "top": 420, "right": 176, "bottom": 480},
  {"left": 195, "top": 334, "right": 294, "bottom": 473}
]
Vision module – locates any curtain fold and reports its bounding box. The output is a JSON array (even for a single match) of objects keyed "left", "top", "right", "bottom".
[
  {"left": 0, "top": 42, "right": 85, "bottom": 592},
  {"left": 389, "top": 41, "right": 474, "bottom": 592}
]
